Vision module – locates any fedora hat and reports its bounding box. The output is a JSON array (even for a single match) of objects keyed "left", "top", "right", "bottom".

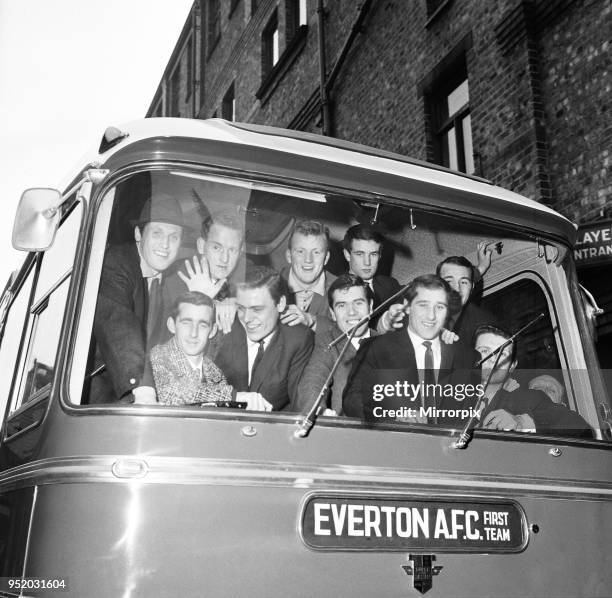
[{"left": 131, "top": 193, "right": 185, "bottom": 228}]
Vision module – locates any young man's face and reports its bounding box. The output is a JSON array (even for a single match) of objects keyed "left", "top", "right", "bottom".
[
  {"left": 343, "top": 239, "right": 381, "bottom": 282},
  {"left": 285, "top": 232, "right": 329, "bottom": 285},
  {"left": 197, "top": 223, "right": 243, "bottom": 281},
  {"left": 439, "top": 263, "right": 473, "bottom": 307},
  {"left": 475, "top": 331, "right": 516, "bottom": 385},
  {"left": 330, "top": 285, "right": 372, "bottom": 337},
  {"left": 236, "top": 286, "right": 286, "bottom": 342},
  {"left": 406, "top": 286, "right": 448, "bottom": 340},
  {"left": 168, "top": 302, "right": 216, "bottom": 357},
  {"left": 135, "top": 221, "right": 182, "bottom": 273}
]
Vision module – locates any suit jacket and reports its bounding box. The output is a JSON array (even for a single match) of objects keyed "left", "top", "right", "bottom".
[
  {"left": 450, "top": 301, "right": 497, "bottom": 348},
  {"left": 478, "top": 387, "right": 593, "bottom": 439},
  {"left": 281, "top": 267, "right": 337, "bottom": 319},
  {"left": 296, "top": 323, "right": 376, "bottom": 414},
  {"left": 343, "top": 327, "right": 479, "bottom": 424},
  {"left": 369, "top": 274, "right": 402, "bottom": 327},
  {"left": 149, "top": 337, "right": 234, "bottom": 406},
  {"left": 89, "top": 244, "right": 153, "bottom": 403},
  {"left": 215, "top": 320, "right": 314, "bottom": 411}
]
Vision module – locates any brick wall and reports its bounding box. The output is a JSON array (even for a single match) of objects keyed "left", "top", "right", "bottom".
[{"left": 150, "top": 0, "right": 611, "bottom": 222}]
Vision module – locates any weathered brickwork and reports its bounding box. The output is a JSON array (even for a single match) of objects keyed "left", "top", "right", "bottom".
[{"left": 148, "top": 0, "right": 611, "bottom": 223}]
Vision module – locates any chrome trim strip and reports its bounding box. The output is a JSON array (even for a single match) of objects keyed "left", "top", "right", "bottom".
[{"left": 0, "top": 456, "right": 611, "bottom": 502}]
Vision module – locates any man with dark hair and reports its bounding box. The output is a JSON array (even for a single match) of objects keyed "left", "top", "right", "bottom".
[
  {"left": 165, "top": 209, "right": 245, "bottom": 335},
  {"left": 297, "top": 274, "right": 375, "bottom": 414},
  {"left": 148, "top": 292, "right": 255, "bottom": 407},
  {"left": 436, "top": 248, "right": 496, "bottom": 346},
  {"left": 215, "top": 266, "right": 314, "bottom": 411},
  {"left": 90, "top": 193, "right": 185, "bottom": 404},
  {"left": 280, "top": 220, "right": 337, "bottom": 330},
  {"left": 473, "top": 325, "right": 592, "bottom": 437},
  {"left": 343, "top": 274, "right": 478, "bottom": 423},
  {"left": 342, "top": 224, "right": 401, "bottom": 324}
]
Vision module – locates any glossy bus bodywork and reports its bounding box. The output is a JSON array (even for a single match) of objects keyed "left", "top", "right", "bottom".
[{"left": 0, "top": 119, "right": 610, "bottom": 598}]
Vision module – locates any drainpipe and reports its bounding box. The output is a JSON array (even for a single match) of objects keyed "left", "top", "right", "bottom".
[{"left": 317, "top": 0, "right": 331, "bottom": 136}]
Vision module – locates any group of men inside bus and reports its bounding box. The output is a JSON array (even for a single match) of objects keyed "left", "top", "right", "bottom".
[{"left": 90, "top": 192, "right": 592, "bottom": 438}]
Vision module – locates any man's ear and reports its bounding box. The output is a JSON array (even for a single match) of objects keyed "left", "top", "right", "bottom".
[
  {"left": 368, "top": 300, "right": 374, "bottom": 313},
  {"left": 509, "top": 360, "right": 518, "bottom": 374},
  {"left": 329, "top": 306, "right": 337, "bottom": 322},
  {"left": 167, "top": 317, "right": 176, "bottom": 334},
  {"left": 209, "top": 322, "right": 218, "bottom": 339},
  {"left": 324, "top": 250, "right": 330, "bottom": 266},
  {"left": 277, "top": 295, "right": 287, "bottom": 313},
  {"left": 196, "top": 237, "right": 205, "bottom": 255},
  {"left": 343, "top": 249, "right": 351, "bottom": 263},
  {"left": 285, "top": 248, "right": 292, "bottom": 264},
  {"left": 134, "top": 226, "right": 142, "bottom": 243}
]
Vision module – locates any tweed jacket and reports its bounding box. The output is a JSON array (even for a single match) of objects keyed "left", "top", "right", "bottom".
[{"left": 149, "top": 337, "right": 234, "bottom": 406}]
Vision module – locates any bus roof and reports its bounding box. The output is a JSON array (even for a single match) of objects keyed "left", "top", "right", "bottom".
[{"left": 64, "top": 117, "right": 576, "bottom": 245}]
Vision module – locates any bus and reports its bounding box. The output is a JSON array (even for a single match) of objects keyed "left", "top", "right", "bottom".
[{"left": 0, "top": 118, "right": 610, "bottom": 597}]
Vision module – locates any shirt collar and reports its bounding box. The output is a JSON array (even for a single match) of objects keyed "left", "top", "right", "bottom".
[
  {"left": 407, "top": 327, "right": 441, "bottom": 352},
  {"left": 287, "top": 268, "right": 326, "bottom": 296}
]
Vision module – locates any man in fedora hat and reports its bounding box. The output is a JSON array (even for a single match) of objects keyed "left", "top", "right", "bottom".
[{"left": 89, "top": 193, "right": 185, "bottom": 404}]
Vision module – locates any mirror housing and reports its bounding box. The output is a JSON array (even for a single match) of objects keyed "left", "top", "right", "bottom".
[{"left": 12, "top": 188, "right": 62, "bottom": 251}]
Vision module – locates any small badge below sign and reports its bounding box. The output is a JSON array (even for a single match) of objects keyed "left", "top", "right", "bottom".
[{"left": 300, "top": 495, "right": 527, "bottom": 553}]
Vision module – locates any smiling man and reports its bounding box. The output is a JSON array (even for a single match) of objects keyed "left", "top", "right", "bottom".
[
  {"left": 297, "top": 274, "right": 375, "bottom": 414},
  {"left": 343, "top": 274, "right": 478, "bottom": 423},
  {"left": 473, "top": 325, "right": 592, "bottom": 437},
  {"left": 149, "top": 291, "right": 266, "bottom": 409},
  {"left": 164, "top": 210, "right": 245, "bottom": 337},
  {"left": 90, "top": 193, "right": 185, "bottom": 404},
  {"left": 280, "top": 220, "right": 337, "bottom": 330},
  {"left": 214, "top": 266, "right": 314, "bottom": 411}
]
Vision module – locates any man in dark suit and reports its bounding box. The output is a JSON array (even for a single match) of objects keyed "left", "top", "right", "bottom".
[
  {"left": 436, "top": 254, "right": 497, "bottom": 347},
  {"left": 215, "top": 266, "right": 314, "bottom": 411},
  {"left": 297, "top": 274, "right": 376, "bottom": 415},
  {"left": 343, "top": 274, "right": 479, "bottom": 425},
  {"left": 280, "top": 220, "right": 336, "bottom": 331},
  {"left": 342, "top": 224, "right": 401, "bottom": 325},
  {"left": 89, "top": 193, "right": 185, "bottom": 404},
  {"left": 473, "top": 325, "right": 592, "bottom": 438}
]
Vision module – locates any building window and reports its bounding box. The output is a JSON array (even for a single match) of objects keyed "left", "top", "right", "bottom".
[
  {"left": 261, "top": 10, "right": 279, "bottom": 79},
  {"left": 427, "top": 62, "right": 474, "bottom": 175},
  {"left": 222, "top": 82, "right": 236, "bottom": 121},
  {"left": 286, "top": 0, "right": 307, "bottom": 41},
  {"left": 170, "top": 63, "right": 181, "bottom": 117},
  {"left": 207, "top": 0, "right": 221, "bottom": 56}
]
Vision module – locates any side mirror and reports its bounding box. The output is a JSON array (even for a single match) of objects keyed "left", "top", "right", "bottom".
[{"left": 12, "top": 188, "right": 62, "bottom": 251}]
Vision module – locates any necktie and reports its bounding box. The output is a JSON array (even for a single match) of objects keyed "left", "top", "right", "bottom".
[
  {"left": 146, "top": 277, "right": 162, "bottom": 348},
  {"left": 249, "top": 339, "right": 265, "bottom": 389},
  {"left": 296, "top": 289, "right": 313, "bottom": 311},
  {"left": 422, "top": 341, "right": 436, "bottom": 421}
]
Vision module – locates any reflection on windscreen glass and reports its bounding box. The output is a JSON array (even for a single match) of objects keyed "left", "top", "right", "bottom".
[{"left": 78, "top": 170, "right": 596, "bottom": 441}]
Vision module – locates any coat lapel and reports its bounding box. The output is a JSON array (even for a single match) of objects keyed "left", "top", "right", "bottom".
[{"left": 249, "top": 328, "right": 281, "bottom": 392}]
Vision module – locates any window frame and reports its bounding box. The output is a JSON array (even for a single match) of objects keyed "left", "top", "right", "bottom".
[{"left": 426, "top": 59, "right": 474, "bottom": 175}]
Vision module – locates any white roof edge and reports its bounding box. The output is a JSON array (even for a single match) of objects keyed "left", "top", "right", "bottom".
[{"left": 58, "top": 118, "right": 572, "bottom": 229}]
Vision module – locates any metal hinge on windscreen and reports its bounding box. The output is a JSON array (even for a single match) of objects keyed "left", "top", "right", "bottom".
[
  {"left": 599, "top": 403, "right": 612, "bottom": 441},
  {"left": 537, "top": 239, "right": 559, "bottom": 263}
]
